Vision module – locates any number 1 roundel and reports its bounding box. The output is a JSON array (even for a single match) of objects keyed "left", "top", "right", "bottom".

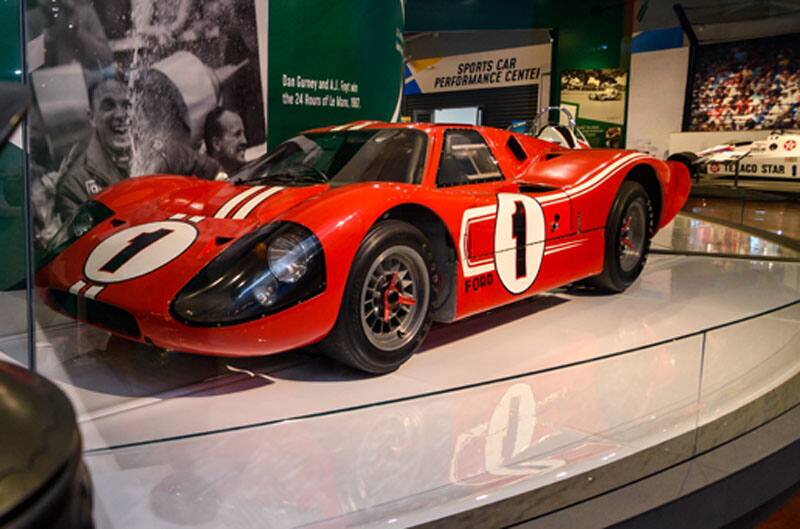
[
  {"left": 494, "top": 193, "right": 545, "bottom": 294},
  {"left": 84, "top": 220, "right": 197, "bottom": 283}
]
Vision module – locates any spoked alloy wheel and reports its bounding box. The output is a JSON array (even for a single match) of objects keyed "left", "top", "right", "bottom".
[
  {"left": 588, "top": 180, "right": 653, "bottom": 293},
  {"left": 360, "top": 247, "right": 429, "bottom": 352},
  {"left": 322, "top": 220, "right": 436, "bottom": 374},
  {"left": 618, "top": 200, "right": 647, "bottom": 273}
]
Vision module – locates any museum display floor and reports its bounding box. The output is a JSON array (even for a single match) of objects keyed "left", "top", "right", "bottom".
[
  {"left": 1, "top": 214, "right": 798, "bottom": 528},
  {"left": 684, "top": 194, "right": 800, "bottom": 242}
]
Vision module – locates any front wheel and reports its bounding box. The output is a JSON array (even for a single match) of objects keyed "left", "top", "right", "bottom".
[
  {"left": 321, "top": 220, "right": 435, "bottom": 374},
  {"left": 588, "top": 181, "right": 653, "bottom": 293}
]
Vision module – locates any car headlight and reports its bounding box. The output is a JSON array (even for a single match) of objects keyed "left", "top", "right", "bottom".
[
  {"left": 267, "top": 231, "right": 313, "bottom": 283},
  {"left": 39, "top": 200, "right": 114, "bottom": 269},
  {"left": 171, "top": 222, "right": 325, "bottom": 325}
]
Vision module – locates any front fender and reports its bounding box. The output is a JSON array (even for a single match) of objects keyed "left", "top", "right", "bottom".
[{"left": 273, "top": 183, "right": 446, "bottom": 336}]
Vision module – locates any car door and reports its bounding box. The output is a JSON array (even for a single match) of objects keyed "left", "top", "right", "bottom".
[{"left": 436, "top": 128, "right": 574, "bottom": 318}]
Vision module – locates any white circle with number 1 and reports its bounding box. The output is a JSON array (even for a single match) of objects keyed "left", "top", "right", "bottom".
[
  {"left": 84, "top": 221, "right": 197, "bottom": 283},
  {"left": 494, "top": 193, "right": 545, "bottom": 295}
]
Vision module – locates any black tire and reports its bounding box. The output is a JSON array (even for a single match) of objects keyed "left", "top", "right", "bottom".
[
  {"left": 667, "top": 151, "right": 699, "bottom": 181},
  {"left": 321, "top": 220, "right": 436, "bottom": 374},
  {"left": 588, "top": 181, "right": 653, "bottom": 293}
]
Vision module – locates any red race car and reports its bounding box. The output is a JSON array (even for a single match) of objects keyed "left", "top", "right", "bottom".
[{"left": 37, "top": 121, "right": 690, "bottom": 373}]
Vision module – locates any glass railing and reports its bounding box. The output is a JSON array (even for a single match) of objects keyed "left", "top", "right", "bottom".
[{"left": 74, "top": 271, "right": 799, "bottom": 528}]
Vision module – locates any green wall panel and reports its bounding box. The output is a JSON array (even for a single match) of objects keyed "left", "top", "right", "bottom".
[
  {"left": 405, "top": 0, "right": 536, "bottom": 31},
  {"left": 0, "top": 0, "right": 23, "bottom": 83},
  {"left": 267, "top": 0, "right": 405, "bottom": 148},
  {"left": 0, "top": 0, "right": 27, "bottom": 293},
  {"left": 0, "top": 144, "right": 25, "bottom": 291}
]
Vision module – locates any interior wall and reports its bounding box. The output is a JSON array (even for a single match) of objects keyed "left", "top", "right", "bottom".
[
  {"left": 693, "top": 16, "right": 800, "bottom": 44},
  {"left": 404, "top": 0, "right": 630, "bottom": 108},
  {"left": 405, "top": 0, "right": 536, "bottom": 32},
  {"left": 626, "top": 46, "right": 689, "bottom": 158}
]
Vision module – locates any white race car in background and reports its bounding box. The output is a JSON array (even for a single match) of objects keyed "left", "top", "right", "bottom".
[
  {"left": 669, "top": 130, "right": 800, "bottom": 182},
  {"left": 588, "top": 87, "right": 621, "bottom": 101}
]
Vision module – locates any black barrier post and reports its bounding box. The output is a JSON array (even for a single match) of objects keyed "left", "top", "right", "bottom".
[
  {"left": 548, "top": 28, "right": 559, "bottom": 108},
  {"left": 17, "top": 0, "right": 36, "bottom": 371}
]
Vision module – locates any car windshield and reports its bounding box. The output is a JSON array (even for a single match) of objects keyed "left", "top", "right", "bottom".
[{"left": 233, "top": 128, "right": 428, "bottom": 186}]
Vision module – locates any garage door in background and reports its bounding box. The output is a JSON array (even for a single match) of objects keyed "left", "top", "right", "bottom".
[{"left": 402, "top": 43, "right": 551, "bottom": 128}]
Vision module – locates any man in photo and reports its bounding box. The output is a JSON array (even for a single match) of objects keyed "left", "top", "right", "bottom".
[
  {"left": 132, "top": 67, "right": 224, "bottom": 181},
  {"left": 56, "top": 77, "right": 131, "bottom": 221},
  {"left": 204, "top": 108, "right": 248, "bottom": 175}
]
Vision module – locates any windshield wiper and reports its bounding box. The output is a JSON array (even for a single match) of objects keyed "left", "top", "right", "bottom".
[
  {"left": 236, "top": 174, "right": 292, "bottom": 185},
  {"left": 296, "top": 163, "right": 329, "bottom": 182},
  {"left": 236, "top": 164, "right": 330, "bottom": 186}
]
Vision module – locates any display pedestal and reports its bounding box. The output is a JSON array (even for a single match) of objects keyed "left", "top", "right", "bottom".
[{"left": 12, "top": 217, "right": 800, "bottom": 528}]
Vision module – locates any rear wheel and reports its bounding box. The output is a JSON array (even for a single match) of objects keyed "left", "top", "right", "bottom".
[
  {"left": 588, "top": 181, "right": 653, "bottom": 293},
  {"left": 322, "top": 220, "right": 435, "bottom": 374}
]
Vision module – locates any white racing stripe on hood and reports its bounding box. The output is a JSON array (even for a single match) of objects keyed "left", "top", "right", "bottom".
[
  {"left": 348, "top": 121, "right": 377, "bottom": 130},
  {"left": 213, "top": 186, "right": 266, "bottom": 219},
  {"left": 231, "top": 187, "right": 285, "bottom": 220},
  {"left": 84, "top": 285, "right": 104, "bottom": 300},
  {"left": 69, "top": 280, "right": 87, "bottom": 295}
]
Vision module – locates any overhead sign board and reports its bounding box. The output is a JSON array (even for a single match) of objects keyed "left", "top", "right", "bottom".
[{"left": 405, "top": 44, "right": 551, "bottom": 95}]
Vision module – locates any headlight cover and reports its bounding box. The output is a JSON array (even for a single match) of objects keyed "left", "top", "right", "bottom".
[
  {"left": 267, "top": 231, "right": 313, "bottom": 283},
  {"left": 39, "top": 200, "right": 114, "bottom": 268},
  {"left": 171, "top": 222, "right": 325, "bottom": 326}
]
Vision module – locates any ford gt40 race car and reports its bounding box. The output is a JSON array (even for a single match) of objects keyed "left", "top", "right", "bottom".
[
  {"left": 37, "top": 121, "right": 690, "bottom": 373},
  {"left": 669, "top": 130, "right": 800, "bottom": 182}
]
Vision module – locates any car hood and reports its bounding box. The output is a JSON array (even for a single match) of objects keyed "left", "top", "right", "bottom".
[
  {"left": 99, "top": 176, "right": 329, "bottom": 225},
  {"left": 38, "top": 178, "right": 332, "bottom": 315}
]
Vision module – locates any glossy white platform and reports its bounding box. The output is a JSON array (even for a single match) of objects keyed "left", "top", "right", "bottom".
[{"left": 4, "top": 216, "right": 800, "bottom": 528}]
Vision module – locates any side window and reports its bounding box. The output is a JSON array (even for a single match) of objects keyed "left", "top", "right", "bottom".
[{"left": 436, "top": 130, "right": 504, "bottom": 187}]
